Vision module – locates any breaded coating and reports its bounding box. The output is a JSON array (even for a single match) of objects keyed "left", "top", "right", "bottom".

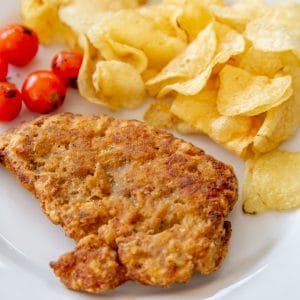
[
  {"left": 50, "top": 234, "right": 127, "bottom": 292},
  {"left": 0, "top": 113, "right": 238, "bottom": 293}
]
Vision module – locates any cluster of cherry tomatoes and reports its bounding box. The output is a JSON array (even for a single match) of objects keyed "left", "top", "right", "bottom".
[{"left": 0, "top": 23, "right": 83, "bottom": 122}]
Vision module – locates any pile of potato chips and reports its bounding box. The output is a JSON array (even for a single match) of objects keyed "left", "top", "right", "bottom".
[{"left": 21, "top": 0, "right": 300, "bottom": 213}]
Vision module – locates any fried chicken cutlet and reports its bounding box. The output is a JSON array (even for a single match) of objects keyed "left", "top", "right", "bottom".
[{"left": 0, "top": 113, "right": 238, "bottom": 293}]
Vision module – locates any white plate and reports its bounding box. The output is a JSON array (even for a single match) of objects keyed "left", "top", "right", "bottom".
[{"left": 0, "top": 1, "right": 300, "bottom": 299}]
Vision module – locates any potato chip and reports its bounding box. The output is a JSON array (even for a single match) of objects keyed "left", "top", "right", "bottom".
[
  {"left": 147, "top": 22, "right": 245, "bottom": 97},
  {"left": 176, "top": 122, "right": 198, "bottom": 134},
  {"left": 245, "top": 2, "right": 300, "bottom": 59},
  {"left": 144, "top": 99, "right": 179, "bottom": 128},
  {"left": 59, "top": 0, "right": 146, "bottom": 35},
  {"left": 243, "top": 159, "right": 266, "bottom": 214},
  {"left": 146, "top": 22, "right": 216, "bottom": 95},
  {"left": 139, "top": 5, "right": 186, "bottom": 41},
  {"left": 263, "top": 2, "right": 300, "bottom": 27},
  {"left": 203, "top": 0, "right": 224, "bottom": 5},
  {"left": 93, "top": 60, "right": 145, "bottom": 109},
  {"left": 88, "top": 10, "right": 187, "bottom": 72},
  {"left": 171, "top": 90, "right": 218, "bottom": 133},
  {"left": 210, "top": 0, "right": 265, "bottom": 32},
  {"left": 177, "top": 0, "right": 214, "bottom": 41},
  {"left": 279, "top": 51, "right": 300, "bottom": 68},
  {"left": 252, "top": 66, "right": 300, "bottom": 153},
  {"left": 239, "top": 47, "right": 283, "bottom": 77},
  {"left": 163, "top": 0, "right": 224, "bottom": 5},
  {"left": 266, "top": 7, "right": 300, "bottom": 61},
  {"left": 210, "top": 116, "right": 252, "bottom": 143},
  {"left": 100, "top": 37, "right": 148, "bottom": 73},
  {"left": 245, "top": 18, "right": 300, "bottom": 57},
  {"left": 78, "top": 37, "right": 107, "bottom": 106},
  {"left": 78, "top": 37, "right": 145, "bottom": 109},
  {"left": 171, "top": 89, "right": 261, "bottom": 156},
  {"left": 162, "top": 0, "right": 185, "bottom": 5},
  {"left": 22, "top": 0, "right": 147, "bottom": 44},
  {"left": 144, "top": 98, "right": 198, "bottom": 132},
  {"left": 243, "top": 150, "right": 300, "bottom": 214},
  {"left": 142, "top": 69, "right": 160, "bottom": 83},
  {"left": 209, "top": 115, "right": 262, "bottom": 157},
  {"left": 217, "top": 65, "right": 292, "bottom": 117},
  {"left": 21, "top": 0, "right": 76, "bottom": 45}
]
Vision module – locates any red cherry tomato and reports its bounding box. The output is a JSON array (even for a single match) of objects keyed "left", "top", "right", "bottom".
[
  {"left": 0, "top": 57, "right": 8, "bottom": 81},
  {"left": 0, "top": 23, "right": 39, "bottom": 67},
  {"left": 0, "top": 82, "right": 22, "bottom": 122},
  {"left": 22, "top": 71, "right": 66, "bottom": 114},
  {"left": 51, "top": 50, "right": 83, "bottom": 88}
]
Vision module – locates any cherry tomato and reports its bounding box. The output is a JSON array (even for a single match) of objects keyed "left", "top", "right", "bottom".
[
  {"left": 0, "top": 23, "right": 39, "bottom": 67},
  {"left": 0, "top": 82, "right": 22, "bottom": 122},
  {"left": 0, "top": 57, "right": 8, "bottom": 81},
  {"left": 51, "top": 50, "right": 83, "bottom": 88},
  {"left": 22, "top": 71, "right": 66, "bottom": 114}
]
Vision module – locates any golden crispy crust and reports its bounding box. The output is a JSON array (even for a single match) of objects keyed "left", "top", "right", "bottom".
[
  {"left": 0, "top": 113, "right": 238, "bottom": 293},
  {"left": 50, "top": 234, "right": 127, "bottom": 292}
]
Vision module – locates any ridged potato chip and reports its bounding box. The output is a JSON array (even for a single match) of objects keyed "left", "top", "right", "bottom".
[
  {"left": 88, "top": 10, "right": 186, "bottom": 72},
  {"left": 93, "top": 60, "right": 145, "bottom": 109},
  {"left": 217, "top": 65, "right": 292, "bottom": 117},
  {"left": 147, "top": 22, "right": 245, "bottom": 97},
  {"left": 243, "top": 150, "right": 300, "bottom": 214},
  {"left": 253, "top": 66, "right": 300, "bottom": 153}
]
